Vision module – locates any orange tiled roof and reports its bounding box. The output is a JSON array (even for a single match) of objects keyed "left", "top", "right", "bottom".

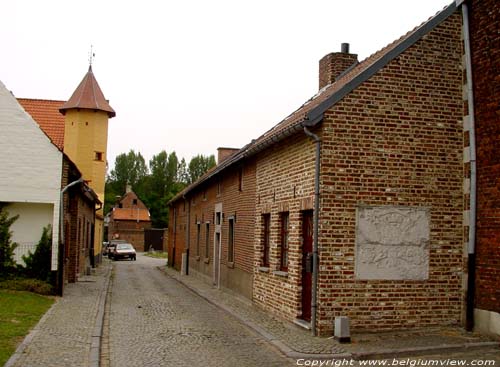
[
  {"left": 60, "top": 66, "right": 115, "bottom": 118},
  {"left": 17, "top": 98, "right": 65, "bottom": 150},
  {"left": 111, "top": 208, "right": 151, "bottom": 222}
]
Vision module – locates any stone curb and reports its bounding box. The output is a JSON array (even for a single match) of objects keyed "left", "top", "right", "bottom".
[
  {"left": 89, "top": 262, "right": 112, "bottom": 367},
  {"left": 4, "top": 297, "right": 60, "bottom": 367},
  {"left": 159, "top": 267, "right": 500, "bottom": 361}
]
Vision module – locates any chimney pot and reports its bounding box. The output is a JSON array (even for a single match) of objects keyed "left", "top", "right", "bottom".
[{"left": 341, "top": 43, "right": 350, "bottom": 53}]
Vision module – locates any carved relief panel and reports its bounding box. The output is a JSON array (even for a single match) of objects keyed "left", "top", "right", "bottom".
[{"left": 355, "top": 206, "right": 430, "bottom": 280}]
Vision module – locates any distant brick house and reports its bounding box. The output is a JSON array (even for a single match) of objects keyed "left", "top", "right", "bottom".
[
  {"left": 169, "top": 2, "right": 474, "bottom": 336},
  {"left": 108, "top": 187, "right": 152, "bottom": 252}
]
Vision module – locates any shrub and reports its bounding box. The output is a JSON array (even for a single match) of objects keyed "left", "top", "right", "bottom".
[
  {"left": 0, "top": 204, "right": 19, "bottom": 276},
  {"left": 0, "top": 278, "right": 54, "bottom": 295},
  {"left": 21, "top": 225, "right": 52, "bottom": 283}
]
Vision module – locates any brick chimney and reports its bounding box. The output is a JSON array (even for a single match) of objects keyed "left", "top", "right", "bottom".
[
  {"left": 319, "top": 43, "right": 358, "bottom": 90},
  {"left": 217, "top": 147, "right": 239, "bottom": 165}
]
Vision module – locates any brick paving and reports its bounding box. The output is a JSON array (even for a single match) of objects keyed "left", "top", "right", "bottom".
[
  {"left": 6, "top": 254, "right": 499, "bottom": 367},
  {"left": 6, "top": 263, "right": 111, "bottom": 367},
  {"left": 163, "top": 266, "right": 499, "bottom": 360},
  {"left": 105, "top": 254, "right": 292, "bottom": 366}
]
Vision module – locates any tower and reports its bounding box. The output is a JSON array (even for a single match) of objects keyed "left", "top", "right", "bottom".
[{"left": 59, "top": 65, "right": 115, "bottom": 260}]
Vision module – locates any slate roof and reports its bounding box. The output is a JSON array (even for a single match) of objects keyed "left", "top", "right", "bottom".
[
  {"left": 111, "top": 208, "right": 151, "bottom": 222},
  {"left": 60, "top": 66, "right": 116, "bottom": 118},
  {"left": 170, "top": 2, "right": 458, "bottom": 204},
  {"left": 17, "top": 98, "right": 65, "bottom": 150}
]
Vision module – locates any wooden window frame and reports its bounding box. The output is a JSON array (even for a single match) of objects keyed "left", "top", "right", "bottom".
[
  {"left": 280, "top": 212, "right": 289, "bottom": 272},
  {"left": 196, "top": 222, "right": 201, "bottom": 258},
  {"left": 262, "top": 214, "right": 270, "bottom": 267},
  {"left": 228, "top": 216, "right": 235, "bottom": 263},
  {"left": 204, "top": 222, "right": 210, "bottom": 260}
]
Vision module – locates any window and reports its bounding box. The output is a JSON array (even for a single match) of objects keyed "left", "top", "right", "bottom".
[
  {"left": 132, "top": 198, "right": 137, "bottom": 205},
  {"left": 262, "top": 214, "right": 270, "bottom": 267},
  {"left": 205, "top": 222, "right": 210, "bottom": 258},
  {"left": 196, "top": 222, "right": 201, "bottom": 256},
  {"left": 238, "top": 167, "right": 243, "bottom": 191},
  {"left": 280, "top": 212, "right": 289, "bottom": 271},
  {"left": 228, "top": 217, "right": 235, "bottom": 263},
  {"left": 216, "top": 179, "right": 222, "bottom": 196},
  {"left": 94, "top": 151, "right": 104, "bottom": 161}
]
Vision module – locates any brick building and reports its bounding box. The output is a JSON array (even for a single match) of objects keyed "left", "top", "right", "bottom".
[
  {"left": 169, "top": 1, "right": 498, "bottom": 336},
  {"left": 61, "top": 158, "right": 100, "bottom": 285},
  {"left": 467, "top": 0, "right": 500, "bottom": 336},
  {"left": 108, "top": 187, "right": 152, "bottom": 252}
]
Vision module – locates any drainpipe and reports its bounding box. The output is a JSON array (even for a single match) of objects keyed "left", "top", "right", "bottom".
[
  {"left": 461, "top": 1, "right": 478, "bottom": 332},
  {"left": 58, "top": 177, "right": 84, "bottom": 296},
  {"left": 303, "top": 126, "right": 321, "bottom": 336}
]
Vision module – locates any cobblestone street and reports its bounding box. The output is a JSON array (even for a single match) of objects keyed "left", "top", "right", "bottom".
[{"left": 105, "top": 254, "right": 292, "bottom": 367}]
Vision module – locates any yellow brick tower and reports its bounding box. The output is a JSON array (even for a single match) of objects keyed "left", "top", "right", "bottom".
[{"left": 59, "top": 66, "right": 115, "bottom": 260}]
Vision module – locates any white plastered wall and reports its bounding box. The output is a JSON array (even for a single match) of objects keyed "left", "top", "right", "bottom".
[{"left": 0, "top": 80, "right": 62, "bottom": 270}]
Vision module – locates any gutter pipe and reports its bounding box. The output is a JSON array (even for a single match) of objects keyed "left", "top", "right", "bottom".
[
  {"left": 303, "top": 125, "right": 321, "bottom": 336},
  {"left": 461, "top": 1, "right": 478, "bottom": 331}
]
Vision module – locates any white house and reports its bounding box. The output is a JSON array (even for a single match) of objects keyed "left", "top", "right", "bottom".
[{"left": 0, "top": 80, "right": 62, "bottom": 270}]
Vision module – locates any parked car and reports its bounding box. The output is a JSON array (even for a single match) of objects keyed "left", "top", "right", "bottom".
[
  {"left": 112, "top": 243, "right": 137, "bottom": 261},
  {"left": 107, "top": 239, "right": 127, "bottom": 259}
]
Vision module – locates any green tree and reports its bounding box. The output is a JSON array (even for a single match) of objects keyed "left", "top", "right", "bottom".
[
  {"left": 105, "top": 150, "right": 149, "bottom": 214},
  {"left": 188, "top": 154, "right": 216, "bottom": 184},
  {"left": 21, "top": 225, "right": 52, "bottom": 282},
  {"left": 108, "top": 150, "right": 148, "bottom": 192},
  {"left": 0, "top": 204, "right": 19, "bottom": 276}
]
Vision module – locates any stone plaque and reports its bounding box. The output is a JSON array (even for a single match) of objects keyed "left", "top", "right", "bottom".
[{"left": 355, "top": 206, "right": 430, "bottom": 280}]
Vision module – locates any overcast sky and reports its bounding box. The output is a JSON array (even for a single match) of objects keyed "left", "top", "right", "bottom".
[{"left": 1, "top": 0, "right": 452, "bottom": 169}]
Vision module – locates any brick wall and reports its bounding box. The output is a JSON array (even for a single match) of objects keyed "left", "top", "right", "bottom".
[
  {"left": 168, "top": 159, "right": 256, "bottom": 298},
  {"left": 253, "top": 133, "right": 316, "bottom": 320},
  {"left": 108, "top": 220, "right": 152, "bottom": 252},
  {"left": 469, "top": 0, "right": 500, "bottom": 314},
  {"left": 317, "top": 13, "right": 464, "bottom": 334},
  {"left": 168, "top": 200, "right": 187, "bottom": 270}
]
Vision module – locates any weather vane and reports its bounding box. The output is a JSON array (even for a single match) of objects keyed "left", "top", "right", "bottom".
[{"left": 89, "top": 45, "right": 95, "bottom": 67}]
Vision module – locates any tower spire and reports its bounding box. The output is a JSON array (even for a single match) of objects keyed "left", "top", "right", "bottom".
[{"left": 88, "top": 45, "right": 95, "bottom": 70}]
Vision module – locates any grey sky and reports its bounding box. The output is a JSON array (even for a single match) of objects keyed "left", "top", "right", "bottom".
[{"left": 1, "top": 0, "right": 452, "bottom": 169}]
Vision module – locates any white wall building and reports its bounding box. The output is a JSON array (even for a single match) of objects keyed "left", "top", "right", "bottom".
[{"left": 0, "top": 80, "right": 62, "bottom": 270}]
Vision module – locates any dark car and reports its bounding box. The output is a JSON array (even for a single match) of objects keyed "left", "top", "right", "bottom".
[{"left": 112, "top": 243, "right": 137, "bottom": 261}]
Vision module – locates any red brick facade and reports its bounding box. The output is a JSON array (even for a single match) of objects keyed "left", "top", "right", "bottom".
[
  {"left": 469, "top": 0, "right": 500, "bottom": 315},
  {"left": 167, "top": 4, "right": 493, "bottom": 335},
  {"left": 169, "top": 159, "right": 256, "bottom": 299}
]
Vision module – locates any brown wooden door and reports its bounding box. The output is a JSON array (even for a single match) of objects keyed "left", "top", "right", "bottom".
[{"left": 301, "top": 210, "right": 314, "bottom": 322}]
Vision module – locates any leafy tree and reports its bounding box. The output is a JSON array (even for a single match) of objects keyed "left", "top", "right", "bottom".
[
  {"left": 21, "top": 225, "right": 52, "bottom": 282},
  {"left": 105, "top": 150, "right": 149, "bottom": 214},
  {"left": 177, "top": 158, "right": 189, "bottom": 185},
  {"left": 104, "top": 150, "right": 216, "bottom": 228},
  {"left": 0, "top": 204, "right": 19, "bottom": 276},
  {"left": 108, "top": 150, "right": 148, "bottom": 192},
  {"left": 188, "top": 154, "right": 216, "bottom": 184}
]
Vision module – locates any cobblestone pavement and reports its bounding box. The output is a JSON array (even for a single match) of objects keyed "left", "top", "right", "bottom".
[
  {"left": 163, "top": 267, "right": 499, "bottom": 360},
  {"left": 6, "top": 263, "right": 110, "bottom": 367},
  {"left": 105, "top": 254, "right": 293, "bottom": 367}
]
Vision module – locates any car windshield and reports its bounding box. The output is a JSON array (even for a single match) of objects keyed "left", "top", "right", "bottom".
[{"left": 117, "top": 244, "right": 133, "bottom": 250}]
